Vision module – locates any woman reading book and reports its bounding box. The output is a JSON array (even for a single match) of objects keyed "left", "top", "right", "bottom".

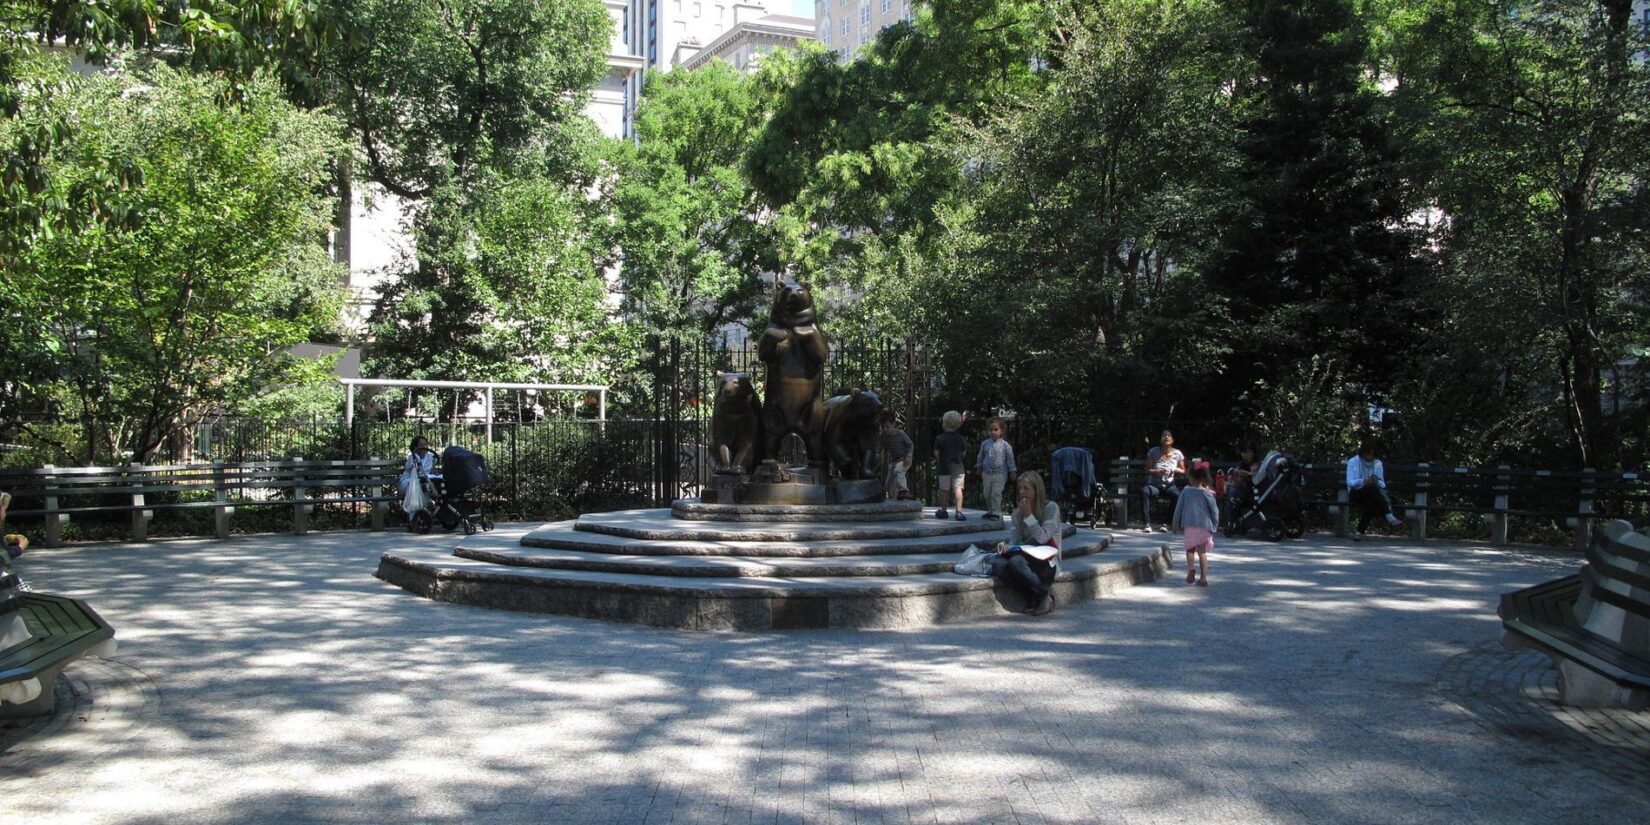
[{"left": 993, "top": 471, "right": 1062, "bottom": 616}]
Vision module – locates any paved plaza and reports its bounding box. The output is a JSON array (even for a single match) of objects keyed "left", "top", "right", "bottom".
[{"left": 2, "top": 524, "right": 1647, "bottom": 824}]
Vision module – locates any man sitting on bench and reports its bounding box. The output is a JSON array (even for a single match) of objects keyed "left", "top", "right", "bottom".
[{"left": 1346, "top": 440, "right": 1402, "bottom": 540}]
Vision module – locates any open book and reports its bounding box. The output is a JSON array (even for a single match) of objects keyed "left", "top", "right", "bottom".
[{"left": 1016, "top": 544, "right": 1059, "bottom": 561}]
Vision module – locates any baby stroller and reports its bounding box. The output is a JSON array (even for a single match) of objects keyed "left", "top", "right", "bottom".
[
  {"left": 1050, "top": 446, "right": 1109, "bottom": 528},
  {"left": 1223, "top": 450, "right": 1304, "bottom": 541},
  {"left": 409, "top": 446, "right": 494, "bottom": 535}
]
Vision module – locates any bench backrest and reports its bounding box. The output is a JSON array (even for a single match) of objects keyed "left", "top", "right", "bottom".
[{"left": 1577, "top": 521, "right": 1650, "bottom": 656}]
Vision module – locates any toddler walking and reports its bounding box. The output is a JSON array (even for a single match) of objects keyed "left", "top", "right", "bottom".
[{"left": 1170, "top": 465, "right": 1218, "bottom": 586}]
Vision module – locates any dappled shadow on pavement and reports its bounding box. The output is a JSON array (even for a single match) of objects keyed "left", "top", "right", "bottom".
[{"left": 0, "top": 526, "right": 1640, "bottom": 824}]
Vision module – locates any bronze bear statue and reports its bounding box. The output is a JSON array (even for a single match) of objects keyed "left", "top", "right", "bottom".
[
  {"left": 710, "top": 372, "right": 762, "bottom": 475},
  {"left": 821, "top": 388, "right": 883, "bottom": 480},
  {"left": 758, "top": 282, "right": 829, "bottom": 463}
]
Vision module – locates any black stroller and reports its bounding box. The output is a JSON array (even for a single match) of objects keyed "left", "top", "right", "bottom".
[
  {"left": 1051, "top": 446, "right": 1109, "bottom": 528},
  {"left": 1222, "top": 450, "right": 1304, "bottom": 541},
  {"left": 409, "top": 446, "right": 494, "bottom": 535}
]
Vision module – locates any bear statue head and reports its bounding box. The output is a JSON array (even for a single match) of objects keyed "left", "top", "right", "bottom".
[
  {"left": 769, "top": 282, "right": 815, "bottom": 327},
  {"left": 716, "top": 372, "right": 756, "bottom": 401}
]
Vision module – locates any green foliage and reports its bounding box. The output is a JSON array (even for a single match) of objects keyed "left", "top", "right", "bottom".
[
  {"left": 607, "top": 60, "right": 780, "bottom": 343},
  {"left": 324, "top": 0, "right": 610, "bottom": 197},
  {"left": 1384, "top": 0, "right": 1650, "bottom": 467},
  {"left": 4, "top": 63, "right": 349, "bottom": 463},
  {"left": 1206, "top": 0, "right": 1422, "bottom": 413},
  {"left": 362, "top": 170, "right": 632, "bottom": 398}
]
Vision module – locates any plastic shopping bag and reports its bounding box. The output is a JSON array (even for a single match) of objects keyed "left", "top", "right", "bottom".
[
  {"left": 952, "top": 544, "right": 996, "bottom": 578},
  {"left": 402, "top": 482, "right": 429, "bottom": 516}
]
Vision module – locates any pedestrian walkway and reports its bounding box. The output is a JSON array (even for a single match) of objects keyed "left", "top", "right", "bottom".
[{"left": 1, "top": 525, "right": 1645, "bottom": 824}]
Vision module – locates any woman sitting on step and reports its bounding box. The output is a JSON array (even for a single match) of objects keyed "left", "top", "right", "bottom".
[{"left": 992, "top": 471, "right": 1062, "bottom": 616}]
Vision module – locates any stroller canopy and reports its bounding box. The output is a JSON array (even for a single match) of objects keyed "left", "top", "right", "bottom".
[
  {"left": 440, "top": 446, "right": 489, "bottom": 497},
  {"left": 1253, "top": 451, "right": 1290, "bottom": 489},
  {"left": 1050, "top": 447, "right": 1096, "bottom": 500}
]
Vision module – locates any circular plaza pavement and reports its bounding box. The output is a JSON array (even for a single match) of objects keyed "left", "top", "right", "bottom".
[{"left": 2, "top": 524, "right": 1646, "bottom": 824}]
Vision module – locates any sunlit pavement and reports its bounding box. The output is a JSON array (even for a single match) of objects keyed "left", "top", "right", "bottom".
[{"left": 1, "top": 524, "right": 1646, "bottom": 824}]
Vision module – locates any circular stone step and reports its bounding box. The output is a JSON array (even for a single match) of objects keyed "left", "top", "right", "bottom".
[
  {"left": 376, "top": 537, "right": 1172, "bottom": 630},
  {"left": 570, "top": 509, "right": 1003, "bottom": 543},
  {"left": 522, "top": 529, "right": 1005, "bottom": 558},
  {"left": 373, "top": 512, "right": 1176, "bottom": 630},
  {"left": 523, "top": 517, "right": 1072, "bottom": 557},
  {"left": 672, "top": 498, "right": 925, "bottom": 522},
  {"left": 456, "top": 534, "right": 1109, "bottom": 578}
]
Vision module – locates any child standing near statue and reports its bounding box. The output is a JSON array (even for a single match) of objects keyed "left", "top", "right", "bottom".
[
  {"left": 933, "top": 411, "right": 968, "bottom": 521},
  {"left": 975, "top": 417, "right": 1016, "bottom": 520},
  {"left": 877, "top": 410, "right": 914, "bottom": 501}
]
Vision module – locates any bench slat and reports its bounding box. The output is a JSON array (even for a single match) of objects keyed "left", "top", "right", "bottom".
[{"left": 0, "top": 594, "right": 115, "bottom": 684}]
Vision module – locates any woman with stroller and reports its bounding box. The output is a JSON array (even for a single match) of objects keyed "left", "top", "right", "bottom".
[
  {"left": 992, "top": 471, "right": 1063, "bottom": 616},
  {"left": 1142, "top": 430, "right": 1187, "bottom": 532},
  {"left": 400, "top": 436, "right": 436, "bottom": 498}
]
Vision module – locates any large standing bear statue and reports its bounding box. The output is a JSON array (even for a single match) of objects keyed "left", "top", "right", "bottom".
[{"left": 758, "top": 282, "right": 829, "bottom": 463}]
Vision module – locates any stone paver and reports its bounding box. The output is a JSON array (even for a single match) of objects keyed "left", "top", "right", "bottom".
[{"left": 1, "top": 524, "right": 1646, "bottom": 824}]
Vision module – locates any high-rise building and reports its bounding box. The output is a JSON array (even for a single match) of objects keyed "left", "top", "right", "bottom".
[
  {"left": 679, "top": 13, "right": 817, "bottom": 74},
  {"left": 621, "top": 0, "right": 791, "bottom": 133},
  {"left": 814, "top": 0, "right": 913, "bottom": 63}
]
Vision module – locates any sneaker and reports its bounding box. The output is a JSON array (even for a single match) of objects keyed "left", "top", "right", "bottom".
[
  {"left": 1352, "top": 531, "right": 1364, "bottom": 541},
  {"left": 954, "top": 510, "right": 967, "bottom": 521},
  {"left": 1385, "top": 513, "right": 1402, "bottom": 527},
  {"left": 935, "top": 508, "right": 948, "bottom": 520},
  {"left": 984, "top": 512, "right": 1002, "bottom": 521},
  {"left": 1027, "top": 594, "right": 1056, "bottom": 616}
]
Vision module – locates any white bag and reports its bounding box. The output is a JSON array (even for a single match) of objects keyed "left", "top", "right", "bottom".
[
  {"left": 402, "top": 482, "right": 428, "bottom": 516},
  {"left": 953, "top": 544, "right": 996, "bottom": 578}
]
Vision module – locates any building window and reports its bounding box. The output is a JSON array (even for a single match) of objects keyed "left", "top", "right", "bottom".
[
  {"left": 860, "top": 2, "right": 870, "bottom": 26},
  {"left": 823, "top": 28, "right": 831, "bottom": 47},
  {"left": 881, "top": 0, "right": 890, "bottom": 12},
  {"left": 841, "top": 18, "right": 849, "bottom": 37}
]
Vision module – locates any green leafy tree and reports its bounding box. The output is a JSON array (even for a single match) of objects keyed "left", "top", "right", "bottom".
[
  {"left": 1386, "top": 0, "right": 1650, "bottom": 467},
  {"left": 608, "top": 60, "right": 782, "bottom": 343},
  {"left": 336, "top": 0, "right": 622, "bottom": 402},
  {"left": 363, "top": 171, "right": 631, "bottom": 396},
  {"left": 1205, "top": 0, "right": 1422, "bottom": 432},
  {"left": 324, "top": 0, "right": 609, "bottom": 198},
  {"left": 5, "top": 64, "right": 349, "bottom": 462},
  {"left": 923, "top": 0, "right": 1239, "bottom": 416},
  {"left": 748, "top": 1, "right": 1052, "bottom": 271}
]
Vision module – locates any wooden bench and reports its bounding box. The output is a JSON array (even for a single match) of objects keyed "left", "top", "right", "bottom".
[
  {"left": 0, "top": 581, "right": 117, "bottom": 719},
  {"left": 1499, "top": 520, "right": 1650, "bottom": 709},
  {"left": 1106, "top": 458, "right": 1152, "bottom": 528},
  {"left": 1298, "top": 462, "right": 1649, "bottom": 548},
  {"left": 0, "top": 458, "right": 402, "bottom": 546}
]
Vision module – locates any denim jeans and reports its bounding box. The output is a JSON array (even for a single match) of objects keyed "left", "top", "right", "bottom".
[
  {"left": 991, "top": 552, "right": 1054, "bottom": 604},
  {"left": 1142, "top": 480, "right": 1179, "bottom": 526}
]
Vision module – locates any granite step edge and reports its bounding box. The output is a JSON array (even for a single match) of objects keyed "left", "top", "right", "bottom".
[
  {"left": 377, "top": 538, "right": 1163, "bottom": 600},
  {"left": 455, "top": 536, "right": 1110, "bottom": 578},
  {"left": 517, "top": 525, "right": 1083, "bottom": 557}
]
